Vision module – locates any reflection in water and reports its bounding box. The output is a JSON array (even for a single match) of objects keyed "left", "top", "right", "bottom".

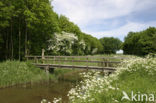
[{"left": 0, "top": 81, "right": 75, "bottom": 103}]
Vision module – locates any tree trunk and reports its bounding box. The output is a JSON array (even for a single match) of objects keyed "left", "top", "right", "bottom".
[
  {"left": 5, "top": 30, "right": 8, "bottom": 60},
  {"left": 25, "top": 21, "right": 28, "bottom": 56},
  {"left": 25, "top": 0, "right": 28, "bottom": 56},
  {"left": 19, "top": 20, "right": 21, "bottom": 61},
  {"left": 11, "top": 20, "right": 14, "bottom": 60}
]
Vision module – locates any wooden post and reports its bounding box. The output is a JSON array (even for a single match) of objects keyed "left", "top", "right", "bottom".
[
  {"left": 42, "top": 49, "right": 45, "bottom": 63},
  {"left": 65, "top": 56, "right": 67, "bottom": 65},
  {"left": 59, "top": 56, "right": 61, "bottom": 68},
  {"left": 26, "top": 56, "right": 28, "bottom": 61},
  {"left": 54, "top": 56, "right": 56, "bottom": 64},
  {"left": 72, "top": 57, "right": 74, "bottom": 70},
  {"left": 36, "top": 57, "right": 38, "bottom": 63},
  {"left": 87, "top": 57, "right": 89, "bottom": 71},
  {"left": 34, "top": 57, "right": 35, "bottom": 63},
  {"left": 102, "top": 69, "right": 105, "bottom": 76},
  {"left": 104, "top": 58, "right": 107, "bottom": 67},
  {"left": 42, "top": 49, "right": 45, "bottom": 59},
  {"left": 34, "top": 56, "right": 37, "bottom": 63},
  {"left": 107, "top": 59, "right": 109, "bottom": 67},
  {"left": 105, "top": 59, "right": 108, "bottom": 67},
  {"left": 102, "top": 58, "right": 105, "bottom": 67}
]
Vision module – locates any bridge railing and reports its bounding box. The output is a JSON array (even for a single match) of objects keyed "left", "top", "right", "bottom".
[{"left": 25, "top": 55, "right": 126, "bottom": 68}]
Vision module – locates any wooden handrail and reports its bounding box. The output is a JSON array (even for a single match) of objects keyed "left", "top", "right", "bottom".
[
  {"left": 43, "top": 59, "right": 121, "bottom": 63},
  {"left": 25, "top": 55, "right": 128, "bottom": 59}
]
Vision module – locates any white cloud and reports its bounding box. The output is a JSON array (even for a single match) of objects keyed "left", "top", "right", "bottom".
[
  {"left": 86, "top": 21, "right": 156, "bottom": 41},
  {"left": 52, "top": 0, "right": 155, "bottom": 26},
  {"left": 52, "top": 0, "right": 156, "bottom": 40}
]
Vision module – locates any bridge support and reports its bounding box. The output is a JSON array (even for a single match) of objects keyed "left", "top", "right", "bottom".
[
  {"left": 44, "top": 66, "right": 49, "bottom": 75},
  {"left": 42, "top": 49, "right": 45, "bottom": 64},
  {"left": 43, "top": 66, "right": 55, "bottom": 74}
]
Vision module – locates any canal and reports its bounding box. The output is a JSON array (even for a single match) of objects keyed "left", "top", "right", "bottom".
[{"left": 0, "top": 80, "right": 76, "bottom": 103}]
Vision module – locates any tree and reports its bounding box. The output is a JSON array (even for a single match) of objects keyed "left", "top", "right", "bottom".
[
  {"left": 82, "top": 34, "right": 103, "bottom": 55},
  {"left": 58, "top": 15, "right": 81, "bottom": 35},
  {"left": 123, "top": 27, "right": 156, "bottom": 56},
  {"left": 100, "top": 37, "right": 122, "bottom": 54},
  {"left": 47, "top": 32, "right": 79, "bottom": 55},
  {"left": 0, "top": 0, "right": 106, "bottom": 60},
  {"left": 0, "top": 0, "right": 61, "bottom": 60}
]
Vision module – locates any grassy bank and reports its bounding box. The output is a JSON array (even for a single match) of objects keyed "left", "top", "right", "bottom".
[
  {"left": 0, "top": 61, "right": 51, "bottom": 88},
  {"left": 0, "top": 61, "right": 83, "bottom": 88},
  {"left": 67, "top": 56, "right": 156, "bottom": 103}
]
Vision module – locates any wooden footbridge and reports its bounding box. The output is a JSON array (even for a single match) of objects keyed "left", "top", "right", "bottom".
[{"left": 25, "top": 54, "right": 126, "bottom": 74}]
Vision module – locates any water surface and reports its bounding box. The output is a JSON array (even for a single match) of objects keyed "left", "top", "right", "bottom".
[{"left": 0, "top": 81, "right": 75, "bottom": 103}]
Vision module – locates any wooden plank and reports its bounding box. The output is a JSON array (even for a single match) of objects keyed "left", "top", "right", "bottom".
[
  {"left": 42, "top": 59, "right": 121, "bottom": 64},
  {"left": 33, "top": 63, "right": 116, "bottom": 71}
]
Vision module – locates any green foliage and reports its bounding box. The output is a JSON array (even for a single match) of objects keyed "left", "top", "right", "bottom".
[
  {"left": 58, "top": 15, "right": 81, "bottom": 35},
  {"left": 100, "top": 37, "right": 122, "bottom": 54},
  {"left": 0, "top": 0, "right": 14, "bottom": 28},
  {"left": 0, "top": 0, "right": 59, "bottom": 60},
  {"left": 0, "top": 35, "right": 3, "bottom": 49},
  {"left": 0, "top": 61, "right": 48, "bottom": 88},
  {"left": 67, "top": 57, "right": 156, "bottom": 103},
  {"left": 0, "top": 0, "right": 123, "bottom": 59},
  {"left": 0, "top": 0, "right": 105, "bottom": 60},
  {"left": 123, "top": 27, "right": 156, "bottom": 56},
  {"left": 82, "top": 33, "right": 103, "bottom": 55},
  {"left": 47, "top": 32, "right": 104, "bottom": 55}
]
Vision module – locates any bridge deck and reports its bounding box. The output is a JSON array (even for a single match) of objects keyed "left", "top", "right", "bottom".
[
  {"left": 26, "top": 55, "right": 124, "bottom": 73},
  {"left": 34, "top": 63, "right": 116, "bottom": 72}
]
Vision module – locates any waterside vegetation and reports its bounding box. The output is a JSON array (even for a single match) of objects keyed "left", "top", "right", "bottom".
[
  {"left": 0, "top": 61, "right": 83, "bottom": 88},
  {"left": 66, "top": 56, "right": 156, "bottom": 103}
]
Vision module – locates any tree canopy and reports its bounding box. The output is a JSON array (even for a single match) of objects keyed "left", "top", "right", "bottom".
[
  {"left": 0, "top": 0, "right": 109, "bottom": 61},
  {"left": 99, "top": 37, "right": 122, "bottom": 54},
  {"left": 122, "top": 27, "right": 156, "bottom": 56},
  {"left": 0, "top": 0, "right": 61, "bottom": 60}
]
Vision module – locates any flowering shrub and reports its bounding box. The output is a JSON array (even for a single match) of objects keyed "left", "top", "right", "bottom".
[
  {"left": 67, "top": 56, "right": 156, "bottom": 103},
  {"left": 47, "top": 31, "right": 101, "bottom": 55},
  {"left": 48, "top": 32, "right": 86, "bottom": 55}
]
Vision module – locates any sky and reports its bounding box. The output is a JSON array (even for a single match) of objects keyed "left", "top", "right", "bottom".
[{"left": 52, "top": 0, "right": 156, "bottom": 41}]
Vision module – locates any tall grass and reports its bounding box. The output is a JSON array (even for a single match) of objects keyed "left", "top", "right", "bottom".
[
  {"left": 67, "top": 56, "right": 156, "bottom": 103},
  {"left": 0, "top": 61, "right": 84, "bottom": 88},
  {"left": 0, "top": 61, "right": 50, "bottom": 88}
]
